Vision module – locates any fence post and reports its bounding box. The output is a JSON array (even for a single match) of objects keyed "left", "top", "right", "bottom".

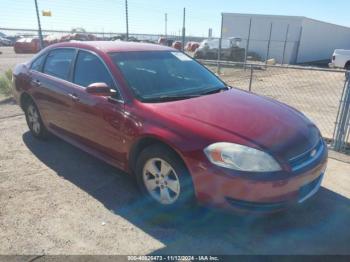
[
  {"left": 265, "top": 23, "right": 273, "bottom": 64},
  {"left": 282, "top": 24, "right": 290, "bottom": 65},
  {"left": 244, "top": 18, "right": 252, "bottom": 69},
  {"left": 295, "top": 26, "right": 303, "bottom": 64},
  {"left": 248, "top": 65, "right": 254, "bottom": 92},
  {"left": 333, "top": 71, "right": 350, "bottom": 152},
  {"left": 217, "top": 13, "right": 223, "bottom": 75}
]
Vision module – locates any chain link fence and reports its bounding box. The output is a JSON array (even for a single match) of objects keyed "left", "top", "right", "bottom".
[{"left": 202, "top": 61, "right": 348, "bottom": 147}]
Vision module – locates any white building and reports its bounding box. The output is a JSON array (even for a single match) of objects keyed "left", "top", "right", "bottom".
[{"left": 222, "top": 13, "right": 350, "bottom": 64}]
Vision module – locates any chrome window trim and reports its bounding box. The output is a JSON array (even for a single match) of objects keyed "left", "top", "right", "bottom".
[
  {"left": 34, "top": 46, "right": 125, "bottom": 104},
  {"left": 42, "top": 47, "right": 78, "bottom": 82},
  {"left": 73, "top": 48, "right": 125, "bottom": 103}
]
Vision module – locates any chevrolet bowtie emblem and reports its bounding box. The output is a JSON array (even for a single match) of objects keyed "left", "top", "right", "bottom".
[{"left": 310, "top": 149, "right": 317, "bottom": 158}]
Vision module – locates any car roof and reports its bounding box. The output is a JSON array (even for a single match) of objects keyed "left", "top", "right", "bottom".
[{"left": 49, "top": 41, "right": 175, "bottom": 53}]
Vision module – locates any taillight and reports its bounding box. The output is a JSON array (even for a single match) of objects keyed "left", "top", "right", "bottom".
[{"left": 333, "top": 55, "right": 336, "bottom": 61}]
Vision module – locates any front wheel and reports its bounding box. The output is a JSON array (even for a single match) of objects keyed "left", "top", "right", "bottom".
[
  {"left": 345, "top": 62, "right": 350, "bottom": 70},
  {"left": 135, "top": 144, "right": 196, "bottom": 210}
]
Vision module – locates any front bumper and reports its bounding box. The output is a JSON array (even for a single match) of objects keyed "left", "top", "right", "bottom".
[
  {"left": 225, "top": 173, "right": 324, "bottom": 212},
  {"left": 186, "top": 143, "right": 328, "bottom": 213}
]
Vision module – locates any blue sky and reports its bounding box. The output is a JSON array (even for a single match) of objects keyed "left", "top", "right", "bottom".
[{"left": 1, "top": 0, "right": 350, "bottom": 37}]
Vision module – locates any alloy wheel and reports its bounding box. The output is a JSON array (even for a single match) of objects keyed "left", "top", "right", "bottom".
[
  {"left": 142, "top": 158, "right": 181, "bottom": 205},
  {"left": 27, "top": 104, "right": 41, "bottom": 135}
]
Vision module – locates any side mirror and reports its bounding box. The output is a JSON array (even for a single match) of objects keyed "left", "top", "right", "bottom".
[{"left": 86, "top": 82, "right": 116, "bottom": 96}]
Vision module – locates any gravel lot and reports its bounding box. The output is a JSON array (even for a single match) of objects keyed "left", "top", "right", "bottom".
[
  {"left": 1, "top": 46, "right": 350, "bottom": 255},
  {"left": 0, "top": 97, "right": 350, "bottom": 255},
  {"left": 0, "top": 47, "right": 33, "bottom": 74}
]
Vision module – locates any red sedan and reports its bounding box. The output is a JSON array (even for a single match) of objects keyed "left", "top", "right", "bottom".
[
  {"left": 12, "top": 41, "right": 327, "bottom": 213},
  {"left": 14, "top": 37, "right": 41, "bottom": 54},
  {"left": 172, "top": 41, "right": 182, "bottom": 50}
]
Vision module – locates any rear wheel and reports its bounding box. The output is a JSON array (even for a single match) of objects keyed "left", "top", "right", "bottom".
[
  {"left": 24, "top": 99, "right": 49, "bottom": 139},
  {"left": 135, "top": 144, "right": 196, "bottom": 211}
]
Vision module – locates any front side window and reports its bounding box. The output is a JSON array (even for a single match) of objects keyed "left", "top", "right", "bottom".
[
  {"left": 43, "top": 49, "right": 75, "bottom": 80},
  {"left": 30, "top": 54, "right": 46, "bottom": 72},
  {"left": 109, "top": 51, "right": 225, "bottom": 102},
  {"left": 73, "top": 50, "right": 114, "bottom": 88}
]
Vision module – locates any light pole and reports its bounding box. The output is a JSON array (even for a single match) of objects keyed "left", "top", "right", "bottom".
[
  {"left": 125, "top": 0, "right": 129, "bottom": 41},
  {"left": 182, "top": 8, "right": 186, "bottom": 51},
  {"left": 165, "top": 13, "right": 168, "bottom": 38},
  {"left": 34, "top": 0, "right": 44, "bottom": 49}
]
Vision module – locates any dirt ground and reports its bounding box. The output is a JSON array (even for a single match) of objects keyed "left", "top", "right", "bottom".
[
  {"left": 0, "top": 47, "right": 32, "bottom": 74},
  {"left": 0, "top": 97, "right": 350, "bottom": 255}
]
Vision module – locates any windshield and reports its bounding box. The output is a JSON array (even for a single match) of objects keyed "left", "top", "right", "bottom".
[{"left": 109, "top": 51, "right": 226, "bottom": 102}]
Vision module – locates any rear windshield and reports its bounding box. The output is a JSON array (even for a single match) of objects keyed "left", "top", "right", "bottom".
[{"left": 109, "top": 51, "right": 225, "bottom": 102}]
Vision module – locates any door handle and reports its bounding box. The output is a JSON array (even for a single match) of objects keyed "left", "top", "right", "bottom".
[
  {"left": 68, "top": 93, "right": 80, "bottom": 102},
  {"left": 31, "top": 79, "right": 41, "bottom": 87}
]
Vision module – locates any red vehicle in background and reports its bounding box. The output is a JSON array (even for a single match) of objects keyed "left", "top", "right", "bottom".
[
  {"left": 14, "top": 37, "right": 42, "bottom": 54},
  {"left": 14, "top": 33, "right": 98, "bottom": 54},
  {"left": 61, "top": 33, "right": 97, "bottom": 42},
  {"left": 185, "top": 41, "right": 200, "bottom": 52},
  {"left": 172, "top": 41, "right": 182, "bottom": 50}
]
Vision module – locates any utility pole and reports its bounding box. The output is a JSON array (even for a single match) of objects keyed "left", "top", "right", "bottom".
[
  {"left": 182, "top": 8, "right": 186, "bottom": 51},
  {"left": 34, "top": 0, "right": 44, "bottom": 49},
  {"left": 125, "top": 0, "right": 129, "bottom": 41},
  {"left": 165, "top": 13, "right": 168, "bottom": 38}
]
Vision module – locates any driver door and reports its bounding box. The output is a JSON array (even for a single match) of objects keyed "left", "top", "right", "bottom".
[{"left": 67, "top": 50, "right": 126, "bottom": 165}]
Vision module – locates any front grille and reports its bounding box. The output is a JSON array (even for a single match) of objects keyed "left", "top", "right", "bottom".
[
  {"left": 225, "top": 197, "right": 289, "bottom": 212},
  {"left": 289, "top": 139, "right": 324, "bottom": 172}
]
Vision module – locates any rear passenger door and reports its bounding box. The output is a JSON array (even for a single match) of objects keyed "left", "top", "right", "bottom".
[{"left": 38, "top": 48, "right": 77, "bottom": 132}]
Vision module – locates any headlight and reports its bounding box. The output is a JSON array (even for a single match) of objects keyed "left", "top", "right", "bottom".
[{"left": 204, "top": 142, "right": 281, "bottom": 172}]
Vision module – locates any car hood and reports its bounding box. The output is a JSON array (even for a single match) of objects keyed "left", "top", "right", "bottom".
[{"left": 147, "top": 89, "right": 320, "bottom": 160}]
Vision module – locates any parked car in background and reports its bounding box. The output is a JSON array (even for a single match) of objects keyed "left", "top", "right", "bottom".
[
  {"left": 0, "top": 36, "right": 13, "bottom": 46},
  {"left": 329, "top": 49, "right": 350, "bottom": 70},
  {"left": 61, "top": 33, "right": 97, "bottom": 42},
  {"left": 12, "top": 41, "right": 327, "bottom": 214},
  {"left": 158, "top": 37, "right": 174, "bottom": 47},
  {"left": 3, "top": 36, "right": 18, "bottom": 46},
  {"left": 172, "top": 41, "right": 182, "bottom": 50},
  {"left": 185, "top": 41, "right": 200, "bottom": 52},
  {"left": 44, "top": 34, "right": 64, "bottom": 46},
  {"left": 14, "top": 37, "right": 41, "bottom": 53},
  {"left": 194, "top": 37, "right": 245, "bottom": 62}
]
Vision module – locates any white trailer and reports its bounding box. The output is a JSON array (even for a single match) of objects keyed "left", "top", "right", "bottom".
[{"left": 222, "top": 13, "right": 350, "bottom": 64}]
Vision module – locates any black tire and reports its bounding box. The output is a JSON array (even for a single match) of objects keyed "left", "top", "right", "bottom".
[
  {"left": 345, "top": 62, "right": 350, "bottom": 70},
  {"left": 135, "top": 144, "right": 196, "bottom": 212},
  {"left": 24, "top": 99, "right": 49, "bottom": 139}
]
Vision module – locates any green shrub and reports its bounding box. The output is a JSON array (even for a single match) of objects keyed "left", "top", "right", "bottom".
[{"left": 0, "top": 69, "right": 13, "bottom": 96}]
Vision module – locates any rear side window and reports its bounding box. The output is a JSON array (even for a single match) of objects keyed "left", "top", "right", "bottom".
[
  {"left": 43, "top": 49, "right": 75, "bottom": 80},
  {"left": 73, "top": 50, "right": 114, "bottom": 88},
  {"left": 31, "top": 55, "right": 46, "bottom": 72}
]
